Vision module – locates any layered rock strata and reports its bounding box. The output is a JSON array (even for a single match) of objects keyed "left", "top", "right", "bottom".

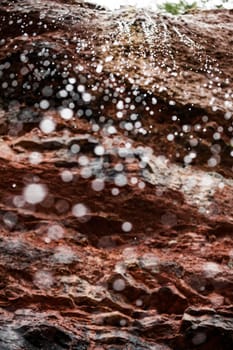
[{"left": 0, "top": 1, "right": 233, "bottom": 349}]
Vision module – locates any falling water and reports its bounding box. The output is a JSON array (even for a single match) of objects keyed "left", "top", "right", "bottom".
[
  {"left": 0, "top": 1, "right": 233, "bottom": 349},
  {"left": 81, "top": 0, "right": 233, "bottom": 214},
  {"left": 0, "top": 0, "right": 232, "bottom": 214}
]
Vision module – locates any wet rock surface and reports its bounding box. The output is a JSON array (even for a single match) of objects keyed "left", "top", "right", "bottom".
[{"left": 0, "top": 1, "right": 233, "bottom": 349}]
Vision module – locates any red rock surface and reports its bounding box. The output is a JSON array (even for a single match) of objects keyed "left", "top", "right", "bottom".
[{"left": 0, "top": 1, "right": 233, "bottom": 349}]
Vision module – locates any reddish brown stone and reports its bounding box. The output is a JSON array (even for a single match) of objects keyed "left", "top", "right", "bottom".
[{"left": 0, "top": 1, "right": 233, "bottom": 349}]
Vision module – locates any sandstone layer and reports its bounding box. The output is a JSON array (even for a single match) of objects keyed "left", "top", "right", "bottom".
[{"left": 0, "top": 1, "right": 233, "bottom": 349}]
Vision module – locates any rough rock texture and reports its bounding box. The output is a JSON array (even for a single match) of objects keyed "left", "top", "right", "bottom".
[{"left": 0, "top": 1, "right": 233, "bottom": 349}]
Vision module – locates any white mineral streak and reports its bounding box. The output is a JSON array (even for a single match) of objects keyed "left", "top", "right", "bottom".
[{"left": 143, "top": 154, "right": 233, "bottom": 214}]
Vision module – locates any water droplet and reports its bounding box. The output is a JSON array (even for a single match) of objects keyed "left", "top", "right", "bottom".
[
  {"left": 114, "top": 174, "right": 127, "bottom": 187},
  {"left": 59, "top": 107, "right": 74, "bottom": 120},
  {"left": 23, "top": 183, "right": 47, "bottom": 204},
  {"left": 94, "top": 145, "right": 105, "bottom": 156},
  {"left": 92, "top": 178, "right": 105, "bottom": 192},
  {"left": 39, "top": 99, "right": 50, "bottom": 110},
  {"left": 61, "top": 170, "right": 73, "bottom": 183},
  {"left": 39, "top": 117, "right": 56, "bottom": 134},
  {"left": 72, "top": 203, "right": 88, "bottom": 218},
  {"left": 29, "top": 152, "right": 43, "bottom": 165},
  {"left": 82, "top": 92, "right": 92, "bottom": 103},
  {"left": 122, "top": 221, "right": 133, "bottom": 232},
  {"left": 112, "top": 278, "right": 126, "bottom": 292}
]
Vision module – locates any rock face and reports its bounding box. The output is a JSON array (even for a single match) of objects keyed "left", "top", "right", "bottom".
[{"left": 0, "top": 1, "right": 233, "bottom": 349}]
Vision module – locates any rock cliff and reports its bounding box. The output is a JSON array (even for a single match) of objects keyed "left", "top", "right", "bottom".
[{"left": 0, "top": 1, "right": 233, "bottom": 349}]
